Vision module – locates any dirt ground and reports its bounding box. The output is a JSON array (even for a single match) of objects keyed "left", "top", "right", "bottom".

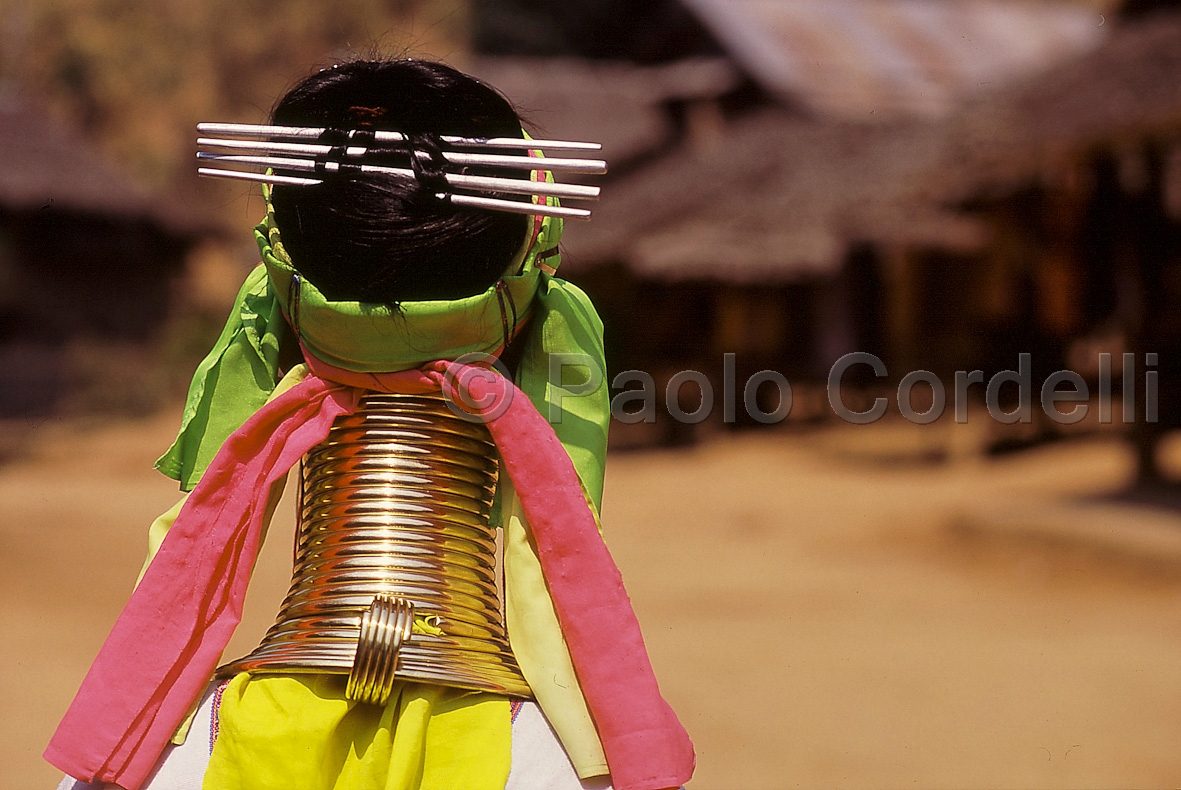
[{"left": 4, "top": 411, "right": 1181, "bottom": 789}]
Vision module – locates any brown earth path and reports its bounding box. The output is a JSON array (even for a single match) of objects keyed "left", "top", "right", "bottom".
[{"left": 3, "top": 413, "right": 1181, "bottom": 789}]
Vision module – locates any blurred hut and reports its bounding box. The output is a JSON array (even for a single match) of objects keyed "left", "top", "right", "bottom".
[
  {"left": 568, "top": 112, "right": 986, "bottom": 413},
  {"left": 469, "top": 57, "right": 744, "bottom": 174},
  {"left": 0, "top": 96, "right": 218, "bottom": 418},
  {"left": 938, "top": 7, "right": 1181, "bottom": 474},
  {"left": 474, "top": 0, "right": 1108, "bottom": 443}
]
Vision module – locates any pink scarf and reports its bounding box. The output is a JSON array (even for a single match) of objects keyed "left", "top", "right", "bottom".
[{"left": 45, "top": 359, "right": 694, "bottom": 790}]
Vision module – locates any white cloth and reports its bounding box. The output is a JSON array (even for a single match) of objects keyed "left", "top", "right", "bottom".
[
  {"left": 508, "top": 701, "right": 613, "bottom": 790},
  {"left": 56, "top": 687, "right": 613, "bottom": 790}
]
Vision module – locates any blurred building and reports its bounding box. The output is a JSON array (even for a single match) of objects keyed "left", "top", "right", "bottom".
[
  {"left": 936, "top": 8, "right": 1181, "bottom": 474},
  {"left": 473, "top": 0, "right": 1127, "bottom": 444},
  {"left": 0, "top": 96, "right": 218, "bottom": 417}
]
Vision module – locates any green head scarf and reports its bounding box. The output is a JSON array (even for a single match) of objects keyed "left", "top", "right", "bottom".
[{"left": 156, "top": 185, "right": 610, "bottom": 508}]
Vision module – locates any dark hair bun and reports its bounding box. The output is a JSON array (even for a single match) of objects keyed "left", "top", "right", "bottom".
[{"left": 269, "top": 59, "right": 530, "bottom": 304}]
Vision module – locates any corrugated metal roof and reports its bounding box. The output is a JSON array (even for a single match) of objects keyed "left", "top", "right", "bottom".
[
  {"left": 679, "top": 0, "right": 1106, "bottom": 119},
  {"left": 946, "top": 10, "right": 1181, "bottom": 197}
]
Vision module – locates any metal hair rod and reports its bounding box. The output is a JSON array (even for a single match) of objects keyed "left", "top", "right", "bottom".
[
  {"left": 196, "top": 152, "right": 600, "bottom": 200},
  {"left": 196, "top": 167, "right": 593, "bottom": 220},
  {"left": 197, "top": 122, "right": 602, "bottom": 152},
  {"left": 197, "top": 137, "right": 607, "bottom": 175}
]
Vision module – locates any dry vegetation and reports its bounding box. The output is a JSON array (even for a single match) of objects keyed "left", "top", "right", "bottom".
[{"left": 0, "top": 0, "right": 470, "bottom": 201}]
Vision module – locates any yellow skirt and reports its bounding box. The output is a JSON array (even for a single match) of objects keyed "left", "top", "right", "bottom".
[{"left": 202, "top": 674, "right": 510, "bottom": 790}]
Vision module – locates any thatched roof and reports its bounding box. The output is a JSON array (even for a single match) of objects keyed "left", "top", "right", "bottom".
[
  {"left": 946, "top": 10, "right": 1181, "bottom": 197},
  {"left": 564, "top": 109, "right": 985, "bottom": 282},
  {"left": 0, "top": 95, "right": 216, "bottom": 238},
  {"left": 531, "top": 10, "right": 1181, "bottom": 284},
  {"left": 464, "top": 58, "right": 983, "bottom": 283}
]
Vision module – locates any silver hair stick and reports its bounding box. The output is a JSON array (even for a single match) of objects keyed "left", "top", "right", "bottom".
[
  {"left": 196, "top": 167, "right": 593, "bottom": 220},
  {"left": 197, "top": 122, "right": 602, "bottom": 152},
  {"left": 197, "top": 168, "right": 322, "bottom": 187},
  {"left": 196, "top": 153, "right": 601, "bottom": 200},
  {"left": 197, "top": 137, "right": 607, "bottom": 175},
  {"left": 196, "top": 120, "right": 606, "bottom": 220}
]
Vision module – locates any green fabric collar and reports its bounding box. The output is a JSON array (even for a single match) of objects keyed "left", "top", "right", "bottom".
[{"left": 258, "top": 185, "right": 563, "bottom": 373}]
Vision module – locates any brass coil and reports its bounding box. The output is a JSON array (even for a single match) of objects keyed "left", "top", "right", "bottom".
[
  {"left": 346, "top": 595, "right": 413, "bottom": 706},
  {"left": 218, "top": 392, "right": 532, "bottom": 701}
]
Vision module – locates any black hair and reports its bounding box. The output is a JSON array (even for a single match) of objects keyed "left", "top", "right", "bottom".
[{"left": 269, "top": 59, "right": 530, "bottom": 304}]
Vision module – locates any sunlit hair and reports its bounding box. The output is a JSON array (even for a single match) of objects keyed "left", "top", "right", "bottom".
[{"left": 269, "top": 59, "right": 530, "bottom": 305}]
